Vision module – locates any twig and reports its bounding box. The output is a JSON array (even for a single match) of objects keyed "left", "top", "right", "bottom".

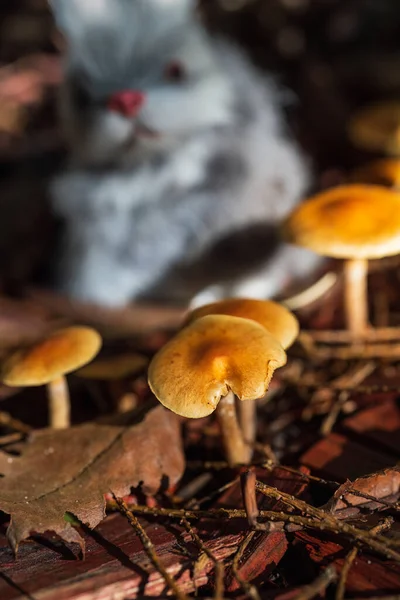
[
  {"left": 320, "top": 361, "right": 376, "bottom": 435},
  {"left": 107, "top": 502, "right": 247, "bottom": 520},
  {"left": 181, "top": 517, "right": 225, "bottom": 600},
  {"left": 186, "top": 477, "right": 239, "bottom": 508},
  {"left": 335, "top": 547, "right": 358, "bottom": 600},
  {"left": 302, "top": 327, "right": 400, "bottom": 344},
  {"left": 302, "top": 340, "right": 400, "bottom": 360},
  {"left": 282, "top": 272, "right": 338, "bottom": 310},
  {"left": 0, "top": 432, "right": 24, "bottom": 446},
  {"left": 262, "top": 463, "right": 339, "bottom": 488},
  {"left": 175, "top": 472, "right": 214, "bottom": 503},
  {"left": 108, "top": 502, "right": 400, "bottom": 561},
  {"left": 29, "top": 288, "right": 185, "bottom": 337},
  {"left": 241, "top": 469, "right": 259, "bottom": 527},
  {"left": 292, "top": 565, "right": 337, "bottom": 600},
  {"left": 320, "top": 390, "right": 350, "bottom": 435},
  {"left": 0, "top": 411, "right": 31, "bottom": 434},
  {"left": 231, "top": 531, "right": 261, "bottom": 600},
  {"left": 335, "top": 517, "right": 394, "bottom": 600},
  {"left": 113, "top": 495, "right": 188, "bottom": 600},
  {"left": 255, "top": 482, "right": 400, "bottom": 562}
]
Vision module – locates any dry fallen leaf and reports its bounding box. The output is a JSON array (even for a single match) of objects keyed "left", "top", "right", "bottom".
[
  {"left": 323, "top": 466, "right": 400, "bottom": 518},
  {"left": 0, "top": 404, "right": 184, "bottom": 553}
]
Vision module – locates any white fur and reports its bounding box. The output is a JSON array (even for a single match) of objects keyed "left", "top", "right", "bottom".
[{"left": 50, "top": 0, "right": 321, "bottom": 306}]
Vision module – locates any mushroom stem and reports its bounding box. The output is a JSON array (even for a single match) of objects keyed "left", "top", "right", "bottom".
[
  {"left": 237, "top": 398, "right": 256, "bottom": 462},
  {"left": 216, "top": 391, "right": 248, "bottom": 467},
  {"left": 47, "top": 376, "right": 71, "bottom": 429},
  {"left": 343, "top": 257, "right": 369, "bottom": 338}
]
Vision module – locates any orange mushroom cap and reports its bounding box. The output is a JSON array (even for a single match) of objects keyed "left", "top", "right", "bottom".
[
  {"left": 148, "top": 314, "right": 287, "bottom": 419},
  {"left": 349, "top": 101, "right": 400, "bottom": 155},
  {"left": 282, "top": 184, "right": 400, "bottom": 260},
  {"left": 186, "top": 298, "right": 299, "bottom": 350},
  {"left": 2, "top": 326, "right": 102, "bottom": 386},
  {"left": 76, "top": 353, "right": 148, "bottom": 380}
]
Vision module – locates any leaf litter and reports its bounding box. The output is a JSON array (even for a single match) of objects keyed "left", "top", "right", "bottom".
[{"left": 0, "top": 404, "right": 184, "bottom": 554}]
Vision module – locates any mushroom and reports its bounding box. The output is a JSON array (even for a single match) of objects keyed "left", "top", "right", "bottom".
[
  {"left": 2, "top": 326, "right": 102, "bottom": 429},
  {"left": 352, "top": 159, "right": 400, "bottom": 189},
  {"left": 349, "top": 101, "right": 400, "bottom": 155},
  {"left": 76, "top": 353, "right": 148, "bottom": 380},
  {"left": 282, "top": 184, "right": 400, "bottom": 338},
  {"left": 186, "top": 298, "right": 299, "bottom": 350},
  {"left": 148, "top": 314, "right": 286, "bottom": 466},
  {"left": 76, "top": 353, "right": 148, "bottom": 413},
  {"left": 186, "top": 298, "right": 299, "bottom": 446}
]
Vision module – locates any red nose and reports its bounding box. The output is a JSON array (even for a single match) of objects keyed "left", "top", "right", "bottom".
[{"left": 107, "top": 90, "right": 145, "bottom": 118}]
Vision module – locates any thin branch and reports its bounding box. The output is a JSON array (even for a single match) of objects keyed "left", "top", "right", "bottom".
[
  {"left": 181, "top": 517, "right": 225, "bottom": 600},
  {"left": 255, "top": 482, "right": 400, "bottom": 562},
  {"left": 231, "top": 531, "right": 261, "bottom": 600},
  {"left": 335, "top": 517, "right": 394, "bottom": 600},
  {"left": 113, "top": 495, "right": 188, "bottom": 600},
  {"left": 0, "top": 411, "right": 31, "bottom": 434}
]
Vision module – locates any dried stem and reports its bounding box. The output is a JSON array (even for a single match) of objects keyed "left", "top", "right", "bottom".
[
  {"left": 343, "top": 257, "right": 369, "bottom": 338},
  {"left": 114, "top": 496, "right": 188, "bottom": 600},
  {"left": 47, "top": 375, "right": 70, "bottom": 429},
  {"left": 302, "top": 327, "right": 400, "bottom": 344},
  {"left": 303, "top": 341, "right": 400, "bottom": 360},
  {"left": 241, "top": 469, "right": 259, "bottom": 527},
  {"left": 181, "top": 517, "right": 225, "bottom": 600},
  {"left": 232, "top": 531, "right": 261, "bottom": 600},
  {"left": 216, "top": 391, "right": 248, "bottom": 466},
  {"left": 335, "top": 547, "right": 358, "bottom": 600},
  {"left": 0, "top": 411, "right": 31, "bottom": 434},
  {"left": 335, "top": 518, "right": 394, "bottom": 600},
  {"left": 282, "top": 272, "right": 337, "bottom": 310},
  {"left": 107, "top": 502, "right": 400, "bottom": 562},
  {"left": 255, "top": 482, "right": 400, "bottom": 562}
]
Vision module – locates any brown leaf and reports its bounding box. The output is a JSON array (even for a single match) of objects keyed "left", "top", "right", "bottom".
[
  {"left": 0, "top": 405, "right": 184, "bottom": 553},
  {"left": 323, "top": 466, "right": 400, "bottom": 518}
]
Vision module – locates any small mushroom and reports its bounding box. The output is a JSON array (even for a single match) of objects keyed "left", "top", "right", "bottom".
[
  {"left": 148, "top": 314, "right": 286, "bottom": 466},
  {"left": 76, "top": 353, "right": 148, "bottom": 414},
  {"left": 186, "top": 298, "right": 299, "bottom": 350},
  {"left": 282, "top": 184, "right": 400, "bottom": 338},
  {"left": 349, "top": 101, "right": 400, "bottom": 155},
  {"left": 351, "top": 159, "right": 400, "bottom": 189},
  {"left": 76, "top": 353, "right": 148, "bottom": 380},
  {"left": 2, "top": 326, "right": 102, "bottom": 429},
  {"left": 186, "top": 298, "right": 299, "bottom": 446}
]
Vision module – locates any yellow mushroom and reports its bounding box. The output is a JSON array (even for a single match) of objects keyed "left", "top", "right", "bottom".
[
  {"left": 186, "top": 298, "right": 299, "bottom": 448},
  {"left": 186, "top": 298, "right": 299, "bottom": 350},
  {"left": 148, "top": 314, "right": 286, "bottom": 466},
  {"left": 2, "top": 326, "right": 102, "bottom": 429},
  {"left": 282, "top": 184, "right": 400, "bottom": 338}
]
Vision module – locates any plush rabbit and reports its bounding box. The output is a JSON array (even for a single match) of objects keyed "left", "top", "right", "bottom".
[{"left": 50, "top": 0, "right": 320, "bottom": 306}]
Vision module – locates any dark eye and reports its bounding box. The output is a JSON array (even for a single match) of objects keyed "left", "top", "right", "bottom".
[{"left": 164, "top": 61, "right": 186, "bottom": 83}]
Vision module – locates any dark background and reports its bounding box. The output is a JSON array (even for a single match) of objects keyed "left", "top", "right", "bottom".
[{"left": 0, "top": 0, "right": 399, "bottom": 291}]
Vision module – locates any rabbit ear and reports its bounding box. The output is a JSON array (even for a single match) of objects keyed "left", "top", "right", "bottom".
[{"left": 50, "top": 0, "right": 114, "bottom": 36}]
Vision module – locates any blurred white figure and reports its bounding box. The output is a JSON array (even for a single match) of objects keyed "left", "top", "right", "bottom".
[{"left": 50, "top": 0, "right": 320, "bottom": 306}]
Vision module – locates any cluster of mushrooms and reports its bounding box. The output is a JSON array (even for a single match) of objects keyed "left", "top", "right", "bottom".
[
  {"left": 2, "top": 101, "right": 400, "bottom": 468},
  {"left": 149, "top": 102, "right": 400, "bottom": 464},
  {"left": 149, "top": 299, "right": 299, "bottom": 466}
]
